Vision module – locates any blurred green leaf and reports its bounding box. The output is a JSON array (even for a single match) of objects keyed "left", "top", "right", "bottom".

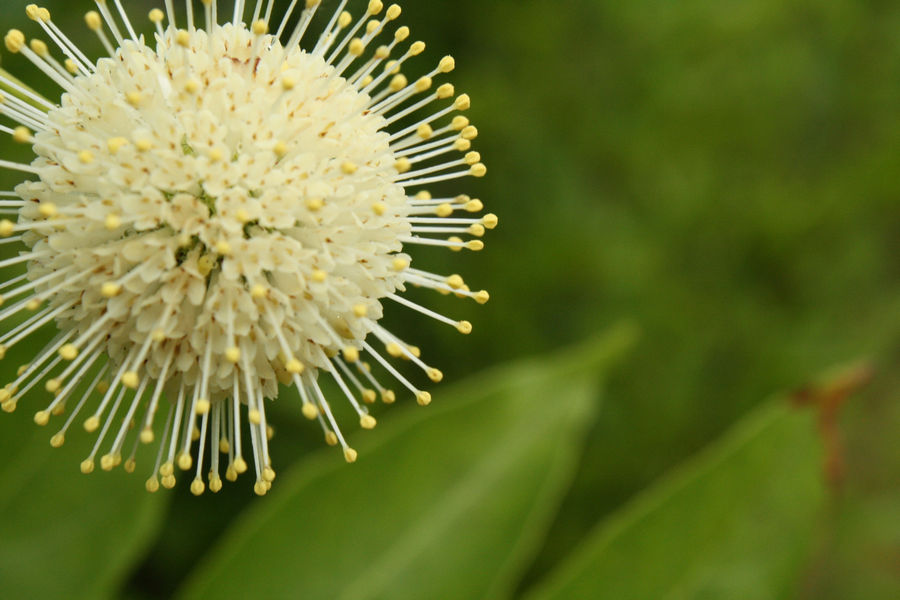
[
  {"left": 526, "top": 398, "right": 826, "bottom": 600},
  {"left": 0, "top": 411, "right": 168, "bottom": 599},
  {"left": 177, "top": 325, "right": 636, "bottom": 600}
]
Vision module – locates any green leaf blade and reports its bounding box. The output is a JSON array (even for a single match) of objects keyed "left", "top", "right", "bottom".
[{"left": 526, "top": 400, "right": 826, "bottom": 600}]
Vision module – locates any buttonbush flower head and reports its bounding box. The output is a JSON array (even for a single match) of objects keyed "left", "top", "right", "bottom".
[{"left": 0, "top": 0, "right": 494, "bottom": 495}]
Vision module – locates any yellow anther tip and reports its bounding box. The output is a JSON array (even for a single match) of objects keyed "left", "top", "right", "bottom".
[
  {"left": 50, "top": 433, "right": 65, "bottom": 448},
  {"left": 234, "top": 456, "right": 248, "bottom": 474},
  {"left": 59, "top": 344, "right": 78, "bottom": 360},
  {"left": 83, "top": 415, "right": 100, "bottom": 432},
  {"left": 427, "top": 368, "right": 444, "bottom": 383},
  {"left": 254, "top": 481, "right": 268, "bottom": 496},
  {"left": 325, "top": 431, "right": 338, "bottom": 446},
  {"left": 33, "top": 410, "right": 49, "bottom": 426},
  {"left": 341, "top": 161, "right": 358, "bottom": 175},
  {"left": 353, "top": 303, "right": 368, "bottom": 318},
  {"left": 191, "top": 479, "right": 206, "bottom": 496},
  {"left": 482, "top": 214, "right": 499, "bottom": 229},
  {"left": 225, "top": 346, "right": 241, "bottom": 363},
  {"left": 13, "top": 126, "right": 31, "bottom": 144},
  {"left": 306, "top": 197, "right": 324, "bottom": 211},
  {"left": 250, "top": 284, "right": 267, "bottom": 299},
  {"left": 121, "top": 371, "right": 139, "bottom": 389},
  {"left": 177, "top": 453, "right": 193, "bottom": 470},
  {"left": 5, "top": 30, "right": 26, "bottom": 53},
  {"left": 175, "top": 30, "right": 190, "bottom": 47},
  {"left": 312, "top": 269, "right": 328, "bottom": 283},
  {"left": 209, "top": 476, "right": 223, "bottom": 493},
  {"left": 343, "top": 346, "right": 360, "bottom": 363},
  {"left": 470, "top": 163, "right": 488, "bottom": 178},
  {"left": 455, "top": 94, "right": 472, "bottom": 111},
  {"left": 80, "top": 459, "right": 95, "bottom": 474},
  {"left": 301, "top": 402, "right": 318, "bottom": 420},
  {"left": 394, "top": 159, "right": 411, "bottom": 174},
  {"left": 252, "top": 20, "right": 269, "bottom": 35},
  {"left": 392, "top": 257, "right": 409, "bottom": 271},
  {"left": 360, "top": 414, "right": 377, "bottom": 430},
  {"left": 148, "top": 8, "right": 164, "bottom": 23},
  {"left": 410, "top": 41, "right": 426, "bottom": 55},
  {"left": 140, "top": 427, "right": 154, "bottom": 444},
  {"left": 457, "top": 320, "right": 473, "bottom": 334},
  {"left": 344, "top": 448, "right": 359, "bottom": 463},
  {"left": 439, "top": 56, "right": 456, "bottom": 73},
  {"left": 0, "top": 220, "right": 14, "bottom": 238},
  {"left": 145, "top": 477, "right": 160, "bottom": 493},
  {"left": 195, "top": 399, "right": 210, "bottom": 415},
  {"left": 85, "top": 11, "right": 102, "bottom": 31},
  {"left": 416, "top": 391, "right": 432, "bottom": 406},
  {"left": 248, "top": 409, "right": 261, "bottom": 425},
  {"left": 45, "top": 378, "right": 60, "bottom": 392},
  {"left": 286, "top": 358, "right": 305, "bottom": 375}
]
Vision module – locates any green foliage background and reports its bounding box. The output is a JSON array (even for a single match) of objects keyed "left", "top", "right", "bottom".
[{"left": 0, "top": 0, "right": 898, "bottom": 598}]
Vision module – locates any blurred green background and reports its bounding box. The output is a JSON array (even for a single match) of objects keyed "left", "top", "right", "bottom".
[{"left": 0, "top": 0, "right": 898, "bottom": 598}]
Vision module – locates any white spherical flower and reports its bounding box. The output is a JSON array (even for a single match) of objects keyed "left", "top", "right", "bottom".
[{"left": 0, "top": 0, "right": 494, "bottom": 495}]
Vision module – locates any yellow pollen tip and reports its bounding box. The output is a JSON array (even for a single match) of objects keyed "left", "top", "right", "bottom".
[
  {"left": 349, "top": 38, "right": 365, "bottom": 56},
  {"left": 467, "top": 240, "right": 485, "bottom": 251},
  {"left": 281, "top": 76, "right": 296, "bottom": 91},
  {"left": 386, "top": 4, "right": 401, "bottom": 19},
  {"left": 184, "top": 79, "right": 200, "bottom": 94},
  {"left": 5, "top": 30, "right": 26, "bottom": 53},
  {"left": 80, "top": 459, "right": 94, "bottom": 474},
  {"left": 263, "top": 467, "right": 276, "bottom": 482},
  {"left": 337, "top": 12, "right": 351, "bottom": 28},
  {"left": 415, "top": 76, "right": 433, "bottom": 93},
  {"left": 392, "top": 257, "right": 409, "bottom": 271},
  {"left": 386, "top": 342, "right": 404, "bottom": 358},
  {"left": 26, "top": 299, "right": 42, "bottom": 311},
  {"left": 324, "top": 430, "right": 338, "bottom": 446},
  {"left": 148, "top": 8, "right": 164, "bottom": 23},
  {"left": 469, "top": 224, "right": 486, "bottom": 237},
  {"left": 483, "top": 213, "right": 499, "bottom": 229},
  {"left": 344, "top": 448, "right": 358, "bottom": 463},
  {"left": 353, "top": 304, "right": 368, "bottom": 318},
  {"left": 362, "top": 389, "right": 377, "bottom": 403},
  {"left": 250, "top": 284, "right": 267, "bottom": 299},
  {"left": 50, "top": 433, "right": 65, "bottom": 448},
  {"left": 461, "top": 126, "right": 479, "bottom": 140},
  {"left": 341, "top": 161, "right": 358, "bottom": 175},
  {"left": 435, "top": 203, "right": 453, "bottom": 217},
  {"left": 452, "top": 116, "right": 470, "bottom": 130},
  {"left": 248, "top": 409, "right": 261, "bottom": 425},
  {"left": 215, "top": 240, "right": 232, "bottom": 255},
  {"left": 121, "top": 371, "right": 139, "bottom": 389},
  {"left": 302, "top": 402, "right": 318, "bottom": 420},
  {"left": 360, "top": 415, "right": 377, "bottom": 429},
  {"left": 177, "top": 453, "right": 193, "bottom": 470},
  {"left": 286, "top": 358, "right": 305, "bottom": 375},
  {"left": 209, "top": 148, "right": 225, "bottom": 163},
  {"left": 306, "top": 197, "right": 324, "bottom": 211},
  {"left": 83, "top": 415, "right": 100, "bottom": 432},
  {"left": 125, "top": 91, "right": 142, "bottom": 107},
  {"left": 175, "top": 30, "right": 190, "bottom": 47},
  {"left": 107, "top": 137, "right": 128, "bottom": 154},
  {"left": 234, "top": 456, "right": 248, "bottom": 474},
  {"left": 409, "top": 41, "right": 426, "bottom": 56},
  {"left": 64, "top": 59, "right": 77, "bottom": 74},
  {"left": 439, "top": 56, "right": 456, "bottom": 73},
  {"left": 45, "top": 378, "right": 60, "bottom": 392},
  {"left": 146, "top": 478, "right": 160, "bottom": 493},
  {"left": 368, "top": 0, "right": 384, "bottom": 15},
  {"left": 76, "top": 149, "right": 95, "bottom": 164},
  {"left": 29, "top": 39, "right": 48, "bottom": 56},
  {"left": 427, "top": 368, "right": 444, "bottom": 383},
  {"left": 455, "top": 94, "right": 471, "bottom": 111},
  {"left": 59, "top": 344, "right": 78, "bottom": 360},
  {"left": 195, "top": 399, "right": 210, "bottom": 415},
  {"left": 447, "top": 274, "right": 464, "bottom": 289},
  {"left": 457, "top": 320, "right": 473, "bottom": 334},
  {"left": 25, "top": 4, "right": 42, "bottom": 21},
  {"left": 101, "top": 282, "right": 122, "bottom": 297},
  {"left": 84, "top": 11, "right": 102, "bottom": 31},
  {"left": 470, "top": 163, "right": 488, "bottom": 177},
  {"left": 152, "top": 329, "right": 166, "bottom": 342},
  {"left": 140, "top": 427, "right": 154, "bottom": 444},
  {"left": 373, "top": 200, "right": 389, "bottom": 215},
  {"left": 13, "top": 126, "right": 31, "bottom": 144},
  {"left": 225, "top": 346, "right": 241, "bottom": 363},
  {"left": 312, "top": 269, "right": 328, "bottom": 283},
  {"left": 466, "top": 199, "right": 484, "bottom": 212},
  {"left": 378, "top": 389, "right": 394, "bottom": 404},
  {"left": 136, "top": 139, "right": 153, "bottom": 152},
  {"left": 395, "top": 26, "right": 409, "bottom": 42},
  {"left": 252, "top": 20, "right": 268, "bottom": 35},
  {"left": 39, "top": 203, "right": 58, "bottom": 218},
  {"left": 475, "top": 290, "right": 490, "bottom": 304},
  {"left": 394, "top": 158, "right": 411, "bottom": 174},
  {"left": 417, "top": 391, "right": 432, "bottom": 406},
  {"left": 273, "top": 141, "right": 288, "bottom": 157},
  {"left": 454, "top": 138, "right": 472, "bottom": 152},
  {"left": 100, "top": 454, "right": 116, "bottom": 471},
  {"left": 343, "top": 346, "right": 360, "bottom": 362},
  {"left": 191, "top": 479, "right": 205, "bottom": 496},
  {"left": 33, "top": 410, "right": 49, "bottom": 426},
  {"left": 254, "top": 481, "right": 268, "bottom": 496},
  {"left": 209, "top": 475, "right": 222, "bottom": 493}
]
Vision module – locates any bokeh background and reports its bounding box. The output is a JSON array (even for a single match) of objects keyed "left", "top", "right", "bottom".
[{"left": 0, "top": 0, "right": 898, "bottom": 598}]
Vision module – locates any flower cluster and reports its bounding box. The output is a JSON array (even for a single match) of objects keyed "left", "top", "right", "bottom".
[{"left": 0, "top": 0, "right": 493, "bottom": 495}]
